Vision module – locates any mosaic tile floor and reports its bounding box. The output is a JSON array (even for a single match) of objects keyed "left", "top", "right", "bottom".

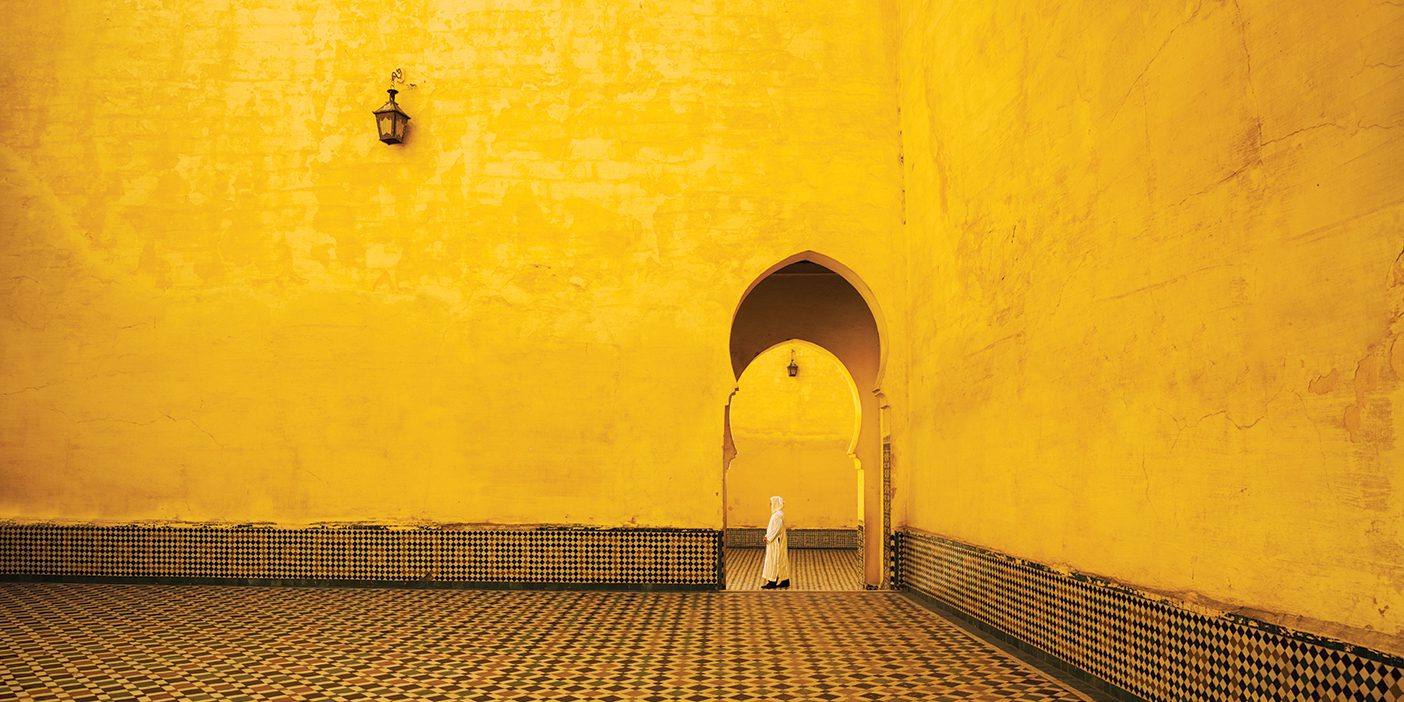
[
  {"left": 723, "top": 548, "right": 865, "bottom": 591},
  {"left": 0, "top": 583, "right": 1091, "bottom": 701}
]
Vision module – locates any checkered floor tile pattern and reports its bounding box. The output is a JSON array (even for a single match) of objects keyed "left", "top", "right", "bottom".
[
  {"left": 724, "top": 548, "right": 865, "bottom": 591},
  {"left": 0, "top": 582, "right": 1091, "bottom": 701}
]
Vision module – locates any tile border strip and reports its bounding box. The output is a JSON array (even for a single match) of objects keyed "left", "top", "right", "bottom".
[
  {"left": 0, "top": 523, "right": 723, "bottom": 591},
  {"left": 723, "top": 528, "right": 859, "bottom": 549},
  {"left": 901, "top": 586, "right": 1138, "bottom": 702},
  {"left": 892, "top": 528, "right": 1404, "bottom": 701},
  {"left": 0, "top": 574, "right": 716, "bottom": 592}
]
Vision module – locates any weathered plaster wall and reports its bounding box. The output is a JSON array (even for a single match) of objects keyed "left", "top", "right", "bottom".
[
  {"left": 728, "top": 342, "right": 859, "bottom": 530},
  {"left": 0, "top": 1, "right": 903, "bottom": 527},
  {"left": 898, "top": 0, "right": 1404, "bottom": 652}
]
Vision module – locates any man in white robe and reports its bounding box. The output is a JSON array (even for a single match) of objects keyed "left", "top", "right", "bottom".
[{"left": 760, "top": 495, "right": 791, "bottom": 589}]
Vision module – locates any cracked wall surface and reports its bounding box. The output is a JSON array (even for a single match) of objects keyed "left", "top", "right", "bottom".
[
  {"left": 0, "top": 1, "right": 904, "bottom": 528},
  {"left": 897, "top": 0, "right": 1404, "bottom": 654}
]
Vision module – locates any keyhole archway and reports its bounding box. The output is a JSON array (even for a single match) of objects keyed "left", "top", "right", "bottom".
[{"left": 724, "top": 251, "right": 888, "bottom": 588}]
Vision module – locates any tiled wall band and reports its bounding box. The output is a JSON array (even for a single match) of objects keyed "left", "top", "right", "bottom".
[
  {"left": 894, "top": 529, "right": 1404, "bottom": 702},
  {"left": 0, "top": 524, "right": 721, "bottom": 587},
  {"left": 881, "top": 438, "right": 893, "bottom": 588},
  {"left": 724, "top": 528, "right": 858, "bottom": 549}
]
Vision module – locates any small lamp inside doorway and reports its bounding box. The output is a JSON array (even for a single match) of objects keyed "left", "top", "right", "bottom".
[
  {"left": 373, "top": 89, "right": 411, "bottom": 145},
  {"left": 787, "top": 350, "right": 799, "bottom": 377}
]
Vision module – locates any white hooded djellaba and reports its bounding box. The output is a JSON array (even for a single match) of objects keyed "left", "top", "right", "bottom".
[{"left": 761, "top": 495, "right": 791, "bottom": 585}]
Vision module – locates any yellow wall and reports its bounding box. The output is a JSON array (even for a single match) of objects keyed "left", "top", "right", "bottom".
[
  {"left": 0, "top": 1, "right": 904, "bottom": 527},
  {"left": 727, "top": 342, "right": 859, "bottom": 529},
  {"left": 13, "top": 0, "right": 1392, "bottom": 656},
  {"left": 898, "top": 0, "right": 1404, "bottom": 653}
]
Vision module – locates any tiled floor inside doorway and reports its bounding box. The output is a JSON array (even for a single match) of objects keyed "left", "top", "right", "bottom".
[
  {"left": 0, "top": 582, "right": 1093, "bottom": 701},
  {"left": 723, "top": 547, "right": 865, "bottom": 591}
]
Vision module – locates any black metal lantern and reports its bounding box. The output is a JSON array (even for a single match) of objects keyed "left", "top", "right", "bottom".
[
  {"left": 787, "top": 351, "right": 799, "bottom": 377},
  {"left": 373, "top": 89, "right": 411, "bottom": 144}
]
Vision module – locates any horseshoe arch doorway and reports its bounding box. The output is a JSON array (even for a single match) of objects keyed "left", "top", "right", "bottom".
[{"left": 722, "top": 252, "right": 888, "bottom": 589}]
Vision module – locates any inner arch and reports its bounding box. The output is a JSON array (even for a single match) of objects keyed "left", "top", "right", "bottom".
[{"left": 728, "top": 340, "right": 860, "bottom": 545}]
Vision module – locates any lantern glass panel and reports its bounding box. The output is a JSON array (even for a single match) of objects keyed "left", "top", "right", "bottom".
[{"left": 373, "top": 89, "right": 410, "bottom": 145}]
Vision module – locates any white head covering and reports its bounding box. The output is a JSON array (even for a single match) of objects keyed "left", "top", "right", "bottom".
[{"left": 765, "top": 495, "right": 787, "bottom": 547}]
